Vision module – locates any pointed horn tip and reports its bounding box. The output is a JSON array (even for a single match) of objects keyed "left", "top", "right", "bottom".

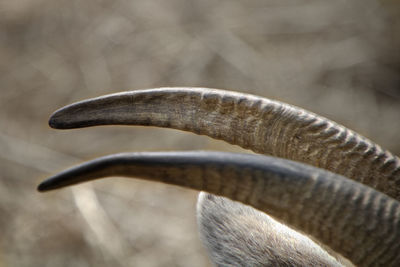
[
  {"left": 48, "top": 109, "right": 86, "bottom": 129},
  {"left": 37, "top": 175, "right": 67, "bottom": 192},
  {"left": 37, "top": 178, "right": 68, "bottom": 192},
  {"left": 48, "top": 115, "right": 60, "bottom": 129},
  {"left": 37, "top": 180, "right": 52, "bottom": 192},
  {"left": 48, "top": 106, "right": 68, "bottom": 129},
  {"left": 48, "top": 104, "right": 77, "bottom": 129}
]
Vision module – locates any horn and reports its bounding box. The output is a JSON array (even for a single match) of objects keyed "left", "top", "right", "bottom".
[
  {"left": 48, "top": 88, "right": 400, "bottom": 200},
  {"left": 37, "top": 151, "right": 400, "bottom": 266}
]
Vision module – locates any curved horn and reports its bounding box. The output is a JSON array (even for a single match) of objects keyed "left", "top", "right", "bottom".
[
  {"left": 48, "top": 88, "right": 400, "bottom": 200},
  {"left": 37, "top": 151, "right": 400, "bottom": 266}
]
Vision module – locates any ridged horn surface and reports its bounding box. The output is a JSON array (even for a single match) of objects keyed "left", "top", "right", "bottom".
[
  {"left": 48, "top": 88, "right": 400, "bottom": 200},
  {"left": 37, "top": 151, "right": 400, "bottom": 266}
]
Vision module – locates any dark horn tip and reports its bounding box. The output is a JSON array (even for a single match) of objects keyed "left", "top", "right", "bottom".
[
  {"left": 48, "top": 115, "right": 60, "bottom": 129},
  {"left": 37, "top": 176, "right": 64, "bottom": 192},
  {"left": 48, "top": 108, "right": 71, "bottom": 129},
  {"left": 48, "top": 108, "right": 82, "bottom": 129},
  {"left": 37, "top": 180, "right": 52, "bottom": 192}
]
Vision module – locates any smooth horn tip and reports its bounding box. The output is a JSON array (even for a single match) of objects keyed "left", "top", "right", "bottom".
[
  {"left": 37, "top": 175, "right": 69, "bottom": 192},
  {"left": 48, "top": 93, "right": 127, "bottom": 129},
  {"left": 48, "top": 106, "right": 75, "bottom": 129},
  {"left": 37, "top": 172, "right": 71, "bottom": 192},
  {"left": 48, "top": 114, "right": 61, "bottom": 129},
  {"left": 48, "top": 104, "right": 93, "bottom": 129},
  {"left": 37, "top": 180, "right": 53, "bottom": 192}
]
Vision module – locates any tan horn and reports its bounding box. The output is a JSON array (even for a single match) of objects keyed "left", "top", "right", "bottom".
[
  {"left": 37, "top": 151, "right": 400, "bottom": 266},
  {"left": 48, "top": 88, "right": 400, "bottom": 200}
]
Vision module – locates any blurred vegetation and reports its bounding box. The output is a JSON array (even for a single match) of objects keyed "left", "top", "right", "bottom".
[{"left": 1, "top": 0, "right": 399, "bottom": 266}]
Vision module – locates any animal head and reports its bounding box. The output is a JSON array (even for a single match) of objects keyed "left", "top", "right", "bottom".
[{"left": 38, "top": 88, "right": 400, "bottom": 266}]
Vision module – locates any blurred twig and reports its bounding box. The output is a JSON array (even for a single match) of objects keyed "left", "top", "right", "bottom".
[{"left": 0, "top": 132, "right": 131, "bottom": 266}]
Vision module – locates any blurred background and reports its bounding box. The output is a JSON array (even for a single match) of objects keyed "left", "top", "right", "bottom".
[{"left": 1, "top": 0, "right": 399, "bottom": 266}]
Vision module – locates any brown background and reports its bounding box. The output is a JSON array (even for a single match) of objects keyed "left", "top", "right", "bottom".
[{"left": 1, "top": 0, "right": 399, "bottom": 266}]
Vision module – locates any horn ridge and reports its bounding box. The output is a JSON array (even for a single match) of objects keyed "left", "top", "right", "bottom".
[
  {"left": 48, "top": 87, "right": 400, "bottom": 200},
  {"left": 37, "top": 151, "right": 400, "bottom": 266}
]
